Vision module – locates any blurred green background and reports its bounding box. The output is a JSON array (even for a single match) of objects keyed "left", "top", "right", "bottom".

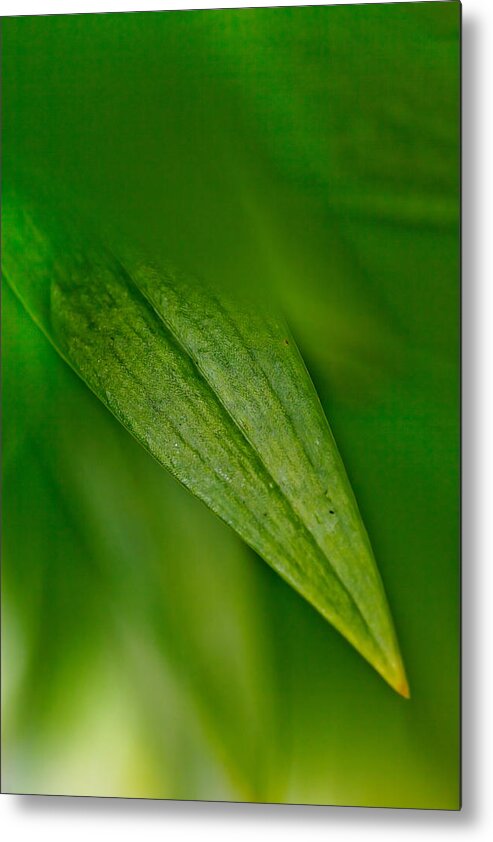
[{"left": 2, "top": 3, "right": 460, "bottom": 807}]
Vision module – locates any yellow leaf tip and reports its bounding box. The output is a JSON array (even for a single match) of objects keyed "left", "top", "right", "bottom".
[
  {"left": 379, "top": 656, "right": 410, "bottom": 698},
  {"left": 396, "top": 677, "right": 411, "bottom": 699},
  {"left": 388, "top": 663, "right": 410, "bottom": 698}
]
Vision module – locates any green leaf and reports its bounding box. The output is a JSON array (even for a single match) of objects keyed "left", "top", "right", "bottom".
[{"left": 2, "top": 187, "right": 409, "bottom": 697}]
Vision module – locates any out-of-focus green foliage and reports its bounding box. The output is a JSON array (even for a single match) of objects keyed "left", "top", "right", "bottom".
[{"left": 2, "top": 3, "right": 460, "bottom": 808}]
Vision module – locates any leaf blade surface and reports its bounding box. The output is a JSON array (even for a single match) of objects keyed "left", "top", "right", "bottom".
[{"left": 2, "top": 190, "right": 409, "bottom": 696}]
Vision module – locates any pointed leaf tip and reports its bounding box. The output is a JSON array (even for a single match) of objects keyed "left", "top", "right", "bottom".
[
  {"left": 382, "top": 658, "right": 410, "bottom": 699},
  {"left": 397, "top": 676, "right": 411, "bottom": 700}
]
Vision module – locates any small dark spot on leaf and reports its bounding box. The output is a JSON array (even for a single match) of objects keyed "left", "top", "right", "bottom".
[
  {"left": 329, "top": 510, "right": 335, "bottom": 514},
  {"left": 284, "top": 338, "right": 289, "bottom": 346}
]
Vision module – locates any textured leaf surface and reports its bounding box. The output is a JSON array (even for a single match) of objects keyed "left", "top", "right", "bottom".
[{"left": 2, "top": 189, "right": 408, "bottom": 696}]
